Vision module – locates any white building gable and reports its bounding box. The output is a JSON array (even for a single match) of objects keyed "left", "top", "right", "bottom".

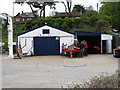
[
  {"left": 18, "top": 24, "right": 74, "bottom": 56},
  {"left": 18, "top": 25, "right": 73, "bottom": 38}
]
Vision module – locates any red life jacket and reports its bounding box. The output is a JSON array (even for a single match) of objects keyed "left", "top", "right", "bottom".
[
  {"left": 81, "top": 41, "right": 88, "bottom": 48},
  {"left": 84, "top": 43, "right": 88, "bottom": 48}
]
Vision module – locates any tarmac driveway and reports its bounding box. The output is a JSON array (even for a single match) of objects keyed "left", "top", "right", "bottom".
[{"left": 2, "top": 54, "right": 118, "bottom": 88}]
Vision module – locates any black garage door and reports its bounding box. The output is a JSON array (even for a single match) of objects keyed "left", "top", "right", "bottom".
[
  {"left": 75, "top": 30, "right": 101, "bottom": 54},
  {"left": 34, "top": 37, "right": 60, "bottom": 56},
  {"left": 77, "top": 36, "right": 101, "bottom": 54}
]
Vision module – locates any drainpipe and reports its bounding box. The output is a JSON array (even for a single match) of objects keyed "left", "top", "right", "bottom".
[
  {"left": 7, "top": 17, "right": 14, "bottom": 57},
  {"left": 101, "top": 34, "right": 103, "bottom": 54},
  {"left": 22, "top": 39, "right": 27, "bottom": 49},
  {"left": 101, "top": 40, "right": 103, "bottom": 54}
]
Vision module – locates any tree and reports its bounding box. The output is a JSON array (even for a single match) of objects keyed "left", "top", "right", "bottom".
[
  {"left": 59, "top": 0, "right": 72, "bottom": 17},
  {"left": 72, "top": 4, "right": 85, "bottom": 14},
  {"left": 83, "top": 10, "right": 97, "bottom": 17},
  {"left": 66, "top": 0, "right": 72, "bottom": 17},
  {"left": 96, "top": 20, "right": 110, "bottom": 32},
  {"left": 86, "top": 5, "right": 93, "bottom": 10},
  {"left": 15, "top": 0, "right": 56, "bottom": 18},
  {"left": 99, "top": 2, "right": 120, "bottom": 32}
]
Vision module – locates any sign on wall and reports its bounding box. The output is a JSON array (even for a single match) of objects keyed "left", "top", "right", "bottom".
[{"left": 101, "top": 34, "right": 112, "bottom": 40}]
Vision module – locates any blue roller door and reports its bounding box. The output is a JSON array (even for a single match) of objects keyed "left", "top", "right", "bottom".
[{"left": 34, "top": 37, "right": 60, "bottom": 56}]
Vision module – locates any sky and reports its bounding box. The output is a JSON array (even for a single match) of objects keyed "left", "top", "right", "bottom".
[{"left": 0, "top": 0, "right": 102, "bottom": 16}]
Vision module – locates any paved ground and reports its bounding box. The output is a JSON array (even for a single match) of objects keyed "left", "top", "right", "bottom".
[{"left": 2, "top": 54, "right": 118, "bottom": 88}]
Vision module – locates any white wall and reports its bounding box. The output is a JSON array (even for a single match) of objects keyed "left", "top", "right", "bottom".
[
  {"left": 60, "top": 36, "right": 74, "bottom": 53},
  {"left": 18, "top": 37, "right": 33, "bottom": 55},
  {"left": 106, "top": 40, "right": 112, "bottom": 53},
  {"left": 18, "top": 25, "right": 74, "bottom": 55},
  {"left": 101, "top": 34, "right": 113, "bottom": 54}
]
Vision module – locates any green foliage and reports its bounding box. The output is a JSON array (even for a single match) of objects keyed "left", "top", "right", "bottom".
[
  {"left": 99, "top": 2, "right": 118, "bottom": 16},
  {"left": 99, "top": 2, "right": 120, "bottom": 30},
  {"left": 19, "top": 17, "right": 105, "bottom": 33},
  {"left": 83, "top": 10, "right": 97, "bottom": 17},
  {"left": 0, "top": 18, "right": 2, "bottom": 37},
  {"left": 72, "top": 4, "right": 85, "bottom": 13},
  {"left": 11, "top": 16, "right": 112, "bottom": 38},
  {"left": 2, "top": 24, "right": 8, "bottom": 50},
  {"left": 72, "top": 8, "right": 77, "bottom": 12},
  {"left": 96, "top": 20, "right": 110, "bottom": 32},
  {"left": 2, "top": 37, "right": 8, "bottom": 50}
]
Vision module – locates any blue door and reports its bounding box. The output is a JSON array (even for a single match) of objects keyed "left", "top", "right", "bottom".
[{"left": 34, "top": 37, "right": 60, "bottom": 56}]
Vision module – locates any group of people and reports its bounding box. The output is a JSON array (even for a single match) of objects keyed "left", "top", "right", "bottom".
[
  {"left": 18, "top": 40, "right": 88, "bottom": 58},
  {"left": 62, "top": 40, "right": 88, "bottom": 57}
]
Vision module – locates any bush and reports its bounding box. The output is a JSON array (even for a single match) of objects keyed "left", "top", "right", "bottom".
[
  {"left": 67, "top": 70, "right": 119, "bottom": 88},
  {"left": 96, "top": 20, "right": 110, "bottom": 33},
  {"left": 2, "top": 16, "right": 112, "bottom": 47}
]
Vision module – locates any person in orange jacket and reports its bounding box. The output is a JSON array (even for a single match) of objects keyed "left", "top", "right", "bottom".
[{"left": 18, "top": 42, "right": 22, "bottom": 59}]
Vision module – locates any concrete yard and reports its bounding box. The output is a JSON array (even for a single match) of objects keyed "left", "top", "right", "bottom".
[{"left": 2, "top": 54, "right": 118, "bottom": 88}]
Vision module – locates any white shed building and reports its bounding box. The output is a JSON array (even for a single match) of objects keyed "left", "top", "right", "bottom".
[
  {"left": 75, "top": 31, "right": 113, "bottom": 54},
  {"left": 17, "top": 24, "right": 74, "bottom": 56}
]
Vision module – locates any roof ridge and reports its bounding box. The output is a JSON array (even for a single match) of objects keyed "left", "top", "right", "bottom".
[{"left": 17, "top": 24, "right": 73, "bottom": 36}]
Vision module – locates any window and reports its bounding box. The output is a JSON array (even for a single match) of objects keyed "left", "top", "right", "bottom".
[
  {"left": 43, "top": 29, "right": 50, "bottom": 34},
  {"left": 23, "top": 18, "right": 25, "bottom": 21},
  {"left": 16, "top": 18, "right": 20, "bottom": 22},
  {"left": 76, "top": 17, "right": 80, "bottom": 18},
  {"left": 27, "top": 18, "right": 32, "bottom": 20}
]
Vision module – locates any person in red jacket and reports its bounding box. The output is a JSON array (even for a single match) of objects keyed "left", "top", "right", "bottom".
[
  {"left": 62, "top": 43, "right": 67, "bottom": 50},
  {"left": 61, "top": 43, "right": 67, "bottom": 55},
  {"left": 81, "top": 40, "right": 88, "bottom": 56}
]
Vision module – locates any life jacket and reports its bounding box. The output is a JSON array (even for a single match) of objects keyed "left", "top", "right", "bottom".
[
  {"left": 18, "top": 43, "right": 22, "bottom": 53},
  {"left": 81, "top": 41, "right": 88, "bottom": 48}
]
